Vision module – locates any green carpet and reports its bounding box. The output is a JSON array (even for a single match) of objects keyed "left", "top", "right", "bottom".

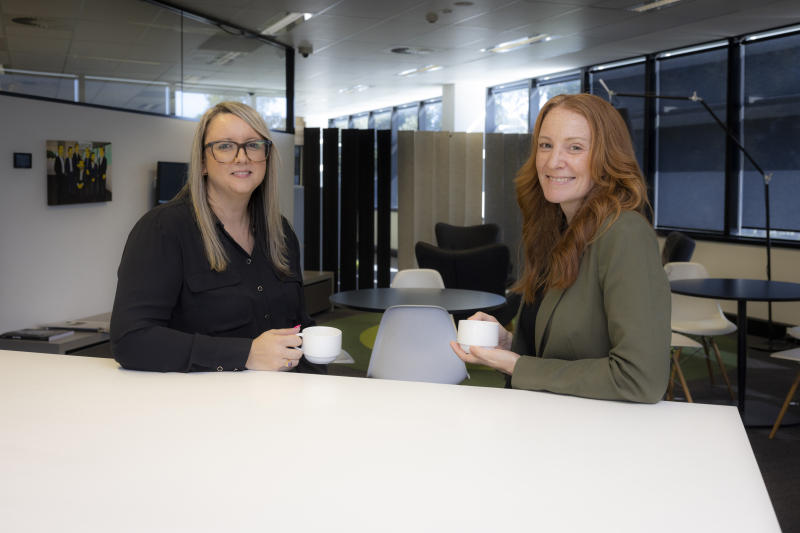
[{"left": 319, "top": 313, "right": 737, "bottom": 389}]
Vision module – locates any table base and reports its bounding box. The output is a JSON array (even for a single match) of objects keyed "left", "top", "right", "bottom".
[{"left": 747, "top": 338, "right": 797, "bottom": 353}]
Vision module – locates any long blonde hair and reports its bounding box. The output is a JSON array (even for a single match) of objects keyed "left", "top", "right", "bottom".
[
  {"left": 512, "top": 93, "right": 651, "bottom": 304},
  {"left": 180, "top": 101, "right": 290, "bottom": 276}
]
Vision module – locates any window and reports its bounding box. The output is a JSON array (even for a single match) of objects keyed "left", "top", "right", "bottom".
[
  {"left": 396, "top": 105, "right": 419, "bottom": 131},
  {"left": 420, "top": 100, "right": 442, "bottom": 131},
  {"left": 330, "top": 117, "right": 349, "bottom": 129},
  {"left": 373, "top": 110, "right": 392, "bottom": 130},
  {"left": 255, "top": 96, "right": 287, "bottom": 132},
  {"left": 531, "top": 77, "right": 581, "bottom": 118},
  {"left": 489, "top": 85, "right": 529, "bottom": 133},
  {"left": 0, "top": 70, "right": 76, "bottom": 102},
  {"left": 351, "top": 114, "right": 369, "bottom": 129},
  {"left": 590, "top": 62, "right": 646, "bottom": 172},
  {"left": 86, "top": 79, "right": 169, "bottom": 114},
  {"left": 176, "top": 91, "right": 249, "bottom": 120},
  {"left": 656, "top": 47, "right": 728, "bottom": 232},
  {"left": 741, "top": 32, "right": 800, "bottom": 240}
]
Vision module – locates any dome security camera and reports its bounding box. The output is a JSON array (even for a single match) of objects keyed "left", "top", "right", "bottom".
[
  {"left": 299, "top": 45, "right": 313, "bottom": 58},
  {"left": 426, "top": 12, "right": 438, "bottom": 23}
]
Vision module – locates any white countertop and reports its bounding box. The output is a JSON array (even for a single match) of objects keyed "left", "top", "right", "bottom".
[{"left": 0, "top": 350, "right": 779, "bottom": 532}]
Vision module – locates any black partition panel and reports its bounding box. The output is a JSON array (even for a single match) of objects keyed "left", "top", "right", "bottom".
[
  {"left": 358, "top": 129, "right": 375, "bottom": 289},
  {"left": 302, "top": 127, "right": 320, "bottom": 271},
  {"left": 322, "top": 128, "right": 339, "bottom": 291},
  {"left": 376, "top": 130, "right": 391, "bottom": 288},
  {"left": 340, "top": 129, "right": 358, "bottom": 291}
]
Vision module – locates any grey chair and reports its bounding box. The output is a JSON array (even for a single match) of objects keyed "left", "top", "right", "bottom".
[
  {"left": 662, "top": 231, "right": 696, "bottom": 264},
  {"left": 435, "top": 222, "right": 500, "bottom": 251}
]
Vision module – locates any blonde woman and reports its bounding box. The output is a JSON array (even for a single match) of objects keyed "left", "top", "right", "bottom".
[
  {"left": 111, "top": 102, "right": 324, "bottom": 374},
  {"left": 450, "top": 94, "right": 670, "bottom": 403}
]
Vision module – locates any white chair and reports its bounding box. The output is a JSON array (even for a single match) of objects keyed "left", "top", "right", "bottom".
[
  {"left": 788, "top": 326, "right": 800, "bottom": 341},
  {"left": 665, "top": 262, "right": 736, "bottom": 400},
  {"left": 367, "top": 305, "right": 468, "bottom": 385},
  {"left": 667, "top": 333, "right": 702, "bottom": 403},
  {"left": 391, "top": 269, "right": 445, "bottom": 289},
  {"left": 769, "top": 347, "right": 800, "bottom": 439}
]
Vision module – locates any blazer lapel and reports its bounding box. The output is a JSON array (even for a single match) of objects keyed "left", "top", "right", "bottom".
[{"left": 535, "top": 288, "right": 565, "bottom": 357}]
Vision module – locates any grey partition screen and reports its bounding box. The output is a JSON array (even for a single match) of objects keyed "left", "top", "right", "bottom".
[
  {"left": 340, "top": 129, "right": 359, "bottom": 291},
  {"left": 376, "top": 130, "right": 392, "bottom": 288},
  {"left": 358, "top": 130, "right": 375, "bottom": 289},
  {"left": 322, "top": 128, "right": 339, "bottom": 291},
  {"left": 303, "top": 127, "right": 321, "bottom": 271}
]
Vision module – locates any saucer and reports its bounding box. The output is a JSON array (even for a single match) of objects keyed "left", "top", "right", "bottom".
[
  {"left": 304, "top": 353, "right": 339, "bottom": 365},
  {"left": 459, "top": 343, "right": 494, "bottom": 354}
]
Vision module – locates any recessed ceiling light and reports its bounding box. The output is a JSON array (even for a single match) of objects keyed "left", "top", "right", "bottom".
[
  {"left": 454, "top": 2, "right": 474, "bottom": 6},
  {"left": 210, "top": 52, "right": 242, "bottom": 66},
  {"left": 487, "top": 35, "right": 552, "bottom": 53},
  {"left": 627, "top": 0, "right": 684, "bottom": 12},
  {"left": 184, "top": 75, "right": 202, "bottom": 84},
  {"left": 391, "top": 47, "right": 435, "bottom": 56},
  {"left": 259, "top": 12, "right": 313, "bottom": 36},
  {"left": 11, "top": 17, "right": 68, "bottom": 29},
  {"left": 398, "top": 65, "right": 443, "bottom": 77},
  {"left": 339, "top": 85, "right": 370, "bottom": 94}
]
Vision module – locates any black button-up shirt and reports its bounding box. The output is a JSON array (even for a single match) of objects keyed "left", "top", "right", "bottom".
[{"left": 110, "top": 196, "right": 326, "bottom": 374}]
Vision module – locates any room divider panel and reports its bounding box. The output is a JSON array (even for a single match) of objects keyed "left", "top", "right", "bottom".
[
  {"left": 376, "top": 130, "right": 391, "bottom": 288},
  {"left": 322, "top": 128, "right": 339, "bottom": 289},
  {"left": 303, "top": 127, "right": 321, "bottom": 272},
  {"left": 340, "top": 129, "right": 358, "bottom": 291}
]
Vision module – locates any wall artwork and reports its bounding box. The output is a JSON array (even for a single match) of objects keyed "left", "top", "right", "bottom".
[{"left": 46, "top": 140, "right": 112, "bottom": 205}]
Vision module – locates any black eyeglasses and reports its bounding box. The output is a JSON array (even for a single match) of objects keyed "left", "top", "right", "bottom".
[{"left": 205, "top": 139, "right": 272, "bottom": 163}]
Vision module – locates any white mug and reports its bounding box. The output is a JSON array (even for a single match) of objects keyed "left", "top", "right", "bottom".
[
  {"left": 294, "top": 326, "right": 342, "bottom": 364},
  {"left": 457, "top": 320, "right": 499, "bottom": 354}
]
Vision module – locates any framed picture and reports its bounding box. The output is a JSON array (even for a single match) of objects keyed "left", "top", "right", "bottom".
[{"left": 46, "top": 141, "right": 112, "bottom": 206}]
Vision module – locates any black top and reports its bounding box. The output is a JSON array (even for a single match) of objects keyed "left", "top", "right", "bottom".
[
  {"left": 670, "top": 279, "right": 800, "bottom": 302},
  {"left": 329, "top": 288, "right": 506, "bottom": 314},
  {"left": 110, "top": 196, "right": 326, "bottom": 374},
  {"left": 518, "top": 288, "right": 546, "bottom": 358}
]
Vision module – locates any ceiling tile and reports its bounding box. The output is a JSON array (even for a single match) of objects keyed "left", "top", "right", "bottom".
[
  {"left": 359, "top": 49, "right": 434, "bottom": 63},
  {"left": 423, "top": 48, "right": 487, "bottom": 65},
  {"left": 79, "top": 0, "right": 165, "bottom": 25},
  {"left": 580, "top": 12, "right": 696, "bottom": 40},
  {"left": 286, "top": 15, "right": 381, "bottom": 43},
  {"left": 6, "top": 50, "right": 64, "bottom": 70},
  {"left": 71, "top": 40, "right": 133, "bottom": 60},
  {"left": 405, "top": 25, "right": 502, "bottom": 48},
  {"left": 347, "top": 19, "right": 439, "bottom": 44},
  {"left": 324, "top": 0, "right": 425, "bottom": 20},
  {"left": 325, "top": 58, "right": 398, "bottom": 74},
  {"left": 455, "top": 2, "right": 580, "bottom": 31},
  {"left": 312, "top": 40, "right": 389, "bottom": 60},
  {"left": 392, "top": 1, "right": 509, "bottom": 25},
  {"left": 73, "top": 20, "right": 147, "bottom": 45},
  {"left": 517, "top": 7, "right": 640, "bottom": 36},
  {"left": 2, "top": 24, "right": 73, "bottom": 40},
  {"left": 6, "top": 34, "right": 68, "bottom": 55},
  {"left": 456, "top": 30, "right": 532, "bottom": 51},
  {"left": 126, "top": 44, "right": 180, "bottom": 63},
  {"left": 0, "top": 0, "right": 83, "bottom": 18},
  {"left": 64, "top": 56, "right": 122, "bottom": 72}
]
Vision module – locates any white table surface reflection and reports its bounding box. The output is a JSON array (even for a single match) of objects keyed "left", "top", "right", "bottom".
[{"left": 0, "top": 350, "right": 779, "bottom": 532}]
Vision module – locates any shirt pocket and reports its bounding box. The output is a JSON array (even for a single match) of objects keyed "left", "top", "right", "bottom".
[
  {"left": 186, "top": 270, "right": 253, "bottom": 335},
  {"left": 276, "top": 274, "right": 304, "bottom": 327}
]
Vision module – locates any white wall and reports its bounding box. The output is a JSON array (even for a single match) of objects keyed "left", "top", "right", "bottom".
[
  {"left": 0, "top": 95, "right": 294, "bottom": 333},
  {"left": 659, "top": 237, "right": 800, "bottom": 326}
]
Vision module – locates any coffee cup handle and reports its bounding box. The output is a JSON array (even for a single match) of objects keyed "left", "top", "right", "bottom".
[{"left": 293, "top": 332, "right": 303, "bottom": 353}]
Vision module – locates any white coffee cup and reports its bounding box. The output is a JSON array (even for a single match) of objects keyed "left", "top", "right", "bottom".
[
  {"left": 294, "top": 326, "right": 342, "bottom": 364},
  {"left": 457, "top": 320, "right": 499, "bottom": 354}
]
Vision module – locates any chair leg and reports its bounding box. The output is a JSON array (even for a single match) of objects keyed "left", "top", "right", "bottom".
[
  {"left": 700, "top": 336, "right": 716, "bottom": 386},
  {"left": 668, "top": 349, "right": 676, "bottom": 401},
  {"left": 710, "top": 337, "right": 735, "bottom": 401},
  {"left": 672, "top": 348, "right": 693, "bottom": 403},
  {"left": 770, "top": 368, "right": 800, "bottom": 440}
]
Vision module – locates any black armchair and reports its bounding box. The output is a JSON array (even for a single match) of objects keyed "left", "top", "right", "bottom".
[
  {"left": 415, "top": 241, "right": 520, "bottom": 326},
  {"left": 435, "top": 222, "right": 500, "bottom": 251},
  {"left": 662, "top": 231, "right": 696, "bottom": 264}
]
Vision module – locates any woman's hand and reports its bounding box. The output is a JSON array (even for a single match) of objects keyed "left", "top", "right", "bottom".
[
  {"left": 246, "top": 326, "right": 303, "bottom": 371},
  {"left": 462, "top": 312, "right": 513, "bottom": 351},
  {"left": 450, "top": 341, "right": 520, "bottom": 375}
]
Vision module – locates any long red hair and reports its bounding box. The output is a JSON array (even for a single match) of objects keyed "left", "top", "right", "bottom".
[{"left": 512, "top": 93, "right": 651, "bottom": 304}]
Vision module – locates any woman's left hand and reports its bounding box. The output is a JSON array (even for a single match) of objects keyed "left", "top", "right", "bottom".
[{"left": 449, "top": 341, "right": 520, "bottom": 375}]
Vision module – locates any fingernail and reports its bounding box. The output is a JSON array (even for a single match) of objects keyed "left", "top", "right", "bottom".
[{"left": 294, "top": 325, "right": 301, "bottom": 329}]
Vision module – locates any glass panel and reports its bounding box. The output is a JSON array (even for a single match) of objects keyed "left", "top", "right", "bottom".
[
  {"left": 590, "top": 64, "right": 646, "bottom": 172},
  {"left": 492, "top": 87, "right": 528, "bottom": 133},
  {"left": 175, "top": 91, "right": 249, "bottom": 120},
  {"left": 0, "top": 72, "right": 76, "bottom": 101},
  {"left": 396, "top": 106, "right": 418, "bottom": 131},
  {"left": 255, "top": 96, "right": 287, "bottom": 131},
  {"left": 352, "top": 114, "right": 369, "bottom": 129},
  {"left": 373, "top": 111, "right": 391, "bottom": 130},
  {"left": 656, "top": 49, "right": 728, "bottom": 232},
  {"left": 420, "top": 101, "right": 442, "bottom": 131},
  {"left": 532, "top": 79, "right": 580, "bottom": 115},
  {"left": 741, "top": 32, "right": 800, "bottom": 237},
  {"left": 85, "top": 80, "right": 169, "bottom": 114}
]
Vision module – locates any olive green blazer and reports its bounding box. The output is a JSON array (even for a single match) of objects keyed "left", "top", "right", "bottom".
[{"left": 509, "top": 211, "right": 671, "bottom": 404}]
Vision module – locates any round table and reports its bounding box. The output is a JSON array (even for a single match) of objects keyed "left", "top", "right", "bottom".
[
  {"left": 329, "top": 288, "right": 506, "bottom": 314},
  {"left": 670, "top": 278, "right": 800, "bottom": 428}
]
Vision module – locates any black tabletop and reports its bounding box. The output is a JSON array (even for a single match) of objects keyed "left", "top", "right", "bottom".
[
  {"left": 670, "top": 279, "right": 800, "bottom": 302},
  {"left": 329, "top": 288, "right": 507, "bottom": 314}
]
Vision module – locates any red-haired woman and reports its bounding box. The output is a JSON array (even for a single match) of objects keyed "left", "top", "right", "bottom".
[{"left": 450, "top": 93, "right": 671, "bottom": 403}]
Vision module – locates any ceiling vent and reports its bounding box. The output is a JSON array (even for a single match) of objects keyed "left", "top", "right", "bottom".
[
  {"left": 11, "top": 17, "right": 69, "bottom": 29},
  {"left": 391, "top": 47, "right": 435, "bottom": 56}
]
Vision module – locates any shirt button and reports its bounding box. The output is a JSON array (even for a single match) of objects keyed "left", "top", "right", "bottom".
[
  {"left": 264, "top": 315, "right": 269, "bottom": 319},
  {"left": 217, "top": 366, "right": 223, "bottom": 372},
  {"left": 257, "top": 286, "right": 263, "bottom": 291},
  {"left": 246, "top": 259, "right": 251, "bottom": 264}
]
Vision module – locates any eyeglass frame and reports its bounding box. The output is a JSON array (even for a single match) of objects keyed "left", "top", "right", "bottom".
[{"left": 204, "top": 139, "right": 273, "bottom": 163}]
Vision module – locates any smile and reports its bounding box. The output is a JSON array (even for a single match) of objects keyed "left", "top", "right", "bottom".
[
  {"left": 547, "top": 175, "right": 575, "bottom": 183},
  {"left": 231, "top": 171, "right": 251, "bottom": 178}
]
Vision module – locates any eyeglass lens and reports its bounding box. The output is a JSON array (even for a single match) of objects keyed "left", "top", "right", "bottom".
[{"left": 212, "top": 141, "right": 269, "bottom": 163}]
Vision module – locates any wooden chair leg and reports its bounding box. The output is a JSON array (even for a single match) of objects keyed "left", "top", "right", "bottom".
[
  {"left": 710, "top": 337, "right": 735, "bottom": 401},
  {"left": 672, "top": 348, "right": 693, "bottom": 403},
  {"left": 770, "top": 368, "right": 800, "bottom": 439},
  {"left": 700, "top": 336, "right": 716, "bottom": 386},
  {"left": 668, "top": 349, "right": 677, "bottom": 401}
]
